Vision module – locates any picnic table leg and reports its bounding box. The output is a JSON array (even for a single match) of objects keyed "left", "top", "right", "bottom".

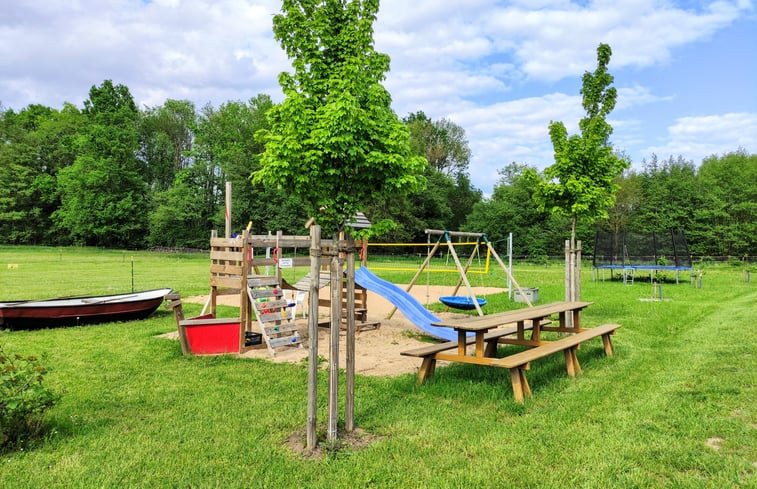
[
  {"left": 564, "top": 349, "right": 576, "bottom": 377},
  {"left": 510, "top": 368, "right": 525, "bottom": 403},
  {"left": 475, "top": 331, "right": 486, "bottom": 358},
  {"left": 458, "top": 330, "right": 467, "bottom": 356},
  {"left": 484, "top": 339, "right": 498, "bottom": 357},
  {"left": 570, "top": 347, "right": 582, "bottom": 375},
  {"left": 417, "top": 356, "right": 436, "bottom": 385},
  {"left": 602, "top": 334, "right": 614, "bottom": 356},
  {"left": 520, "top": 369, "right": 532, "bottom": 399}
]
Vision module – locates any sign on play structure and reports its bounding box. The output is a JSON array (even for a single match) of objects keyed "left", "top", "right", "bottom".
[{"left": 279, "top": 258, "right": 293, "bottom": 269}]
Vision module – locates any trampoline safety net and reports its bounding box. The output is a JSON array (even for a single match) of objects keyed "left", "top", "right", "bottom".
[{"left": 593, "top": 230, "right": 692, "bottom": 269}]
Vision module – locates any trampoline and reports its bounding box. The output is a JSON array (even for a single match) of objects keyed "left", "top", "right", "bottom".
[{"left": 593, "top": 230, "right": 693, "bottom": 283}]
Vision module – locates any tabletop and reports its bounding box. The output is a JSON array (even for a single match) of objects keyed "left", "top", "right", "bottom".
[{"left": 431, "top": 301, "right": 594, "bottom": 332}]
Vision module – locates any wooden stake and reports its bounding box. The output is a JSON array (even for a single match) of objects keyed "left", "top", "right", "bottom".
[
  {"left": 328, "top": 232, "right": 341, "bottom": 442},
  {"left": 306, "top": 225, "right": 321, "bottom": 451},
  {"left": 345, "top": 234, "right": 356, "bottom": 432}
]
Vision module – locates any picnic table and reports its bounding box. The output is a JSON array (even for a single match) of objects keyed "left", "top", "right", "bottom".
[{"left": 401, "top": 301, "right": 620, "bottom": 402}]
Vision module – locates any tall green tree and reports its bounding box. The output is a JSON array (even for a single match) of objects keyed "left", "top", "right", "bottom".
[
  {"left": 139, "top": 99, "right": 196, "bottom": 191},
  {"left": 466, "top": 163, "right": 573, "bottom": 257},
  {"left": 55, "top": 80, "right": 147, "bottom": 247},
  {"left": 630, "top": 154, "right": 700, "bottom": 235},
  {"left": 692, "top": 150, "right": 756, "bottom": 256},
  {"left": 529, "top": 43, "right": 630, "bottom": 248},
  {"left": 254, "top": 0, "right": 426, "bottom": 235},
  {"left": 404, "top": 111, "right": 471, "bottom": 176},
  {"left": 0, "top": 103, "right": 83, "bottom": 244}
]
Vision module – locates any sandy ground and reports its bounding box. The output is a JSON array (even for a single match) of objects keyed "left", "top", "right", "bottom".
[{"left": 172, "top": 284, "right": 507, "bottom": 377}]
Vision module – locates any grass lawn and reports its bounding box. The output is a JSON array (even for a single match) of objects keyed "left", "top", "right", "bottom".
[{"left": 1, "top": 246, "right": 755, "bottom": 488}]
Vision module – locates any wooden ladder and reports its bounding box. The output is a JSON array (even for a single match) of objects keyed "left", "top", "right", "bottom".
[{"left": 247, "top": 275, "right": 304, "bottom": 357}]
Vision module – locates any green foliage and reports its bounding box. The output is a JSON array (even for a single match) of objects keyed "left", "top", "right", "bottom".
[
  {"left": 466, "top": 163, "right": 590, "bottom": 256},
  {"left": 54, "top": 80, "right": 147, "bottom": 247},
  {"left": 0, "top": 103, "right": 83, "bottom": 244},
  {"left": 529, "top": 43, "right": 630, "bottom": 243},
  {"left": 0, "top": 346, "right": 58, "bottom": 451},
  {"left": 404, "top": 110, "right": 471, "bottom": 176},
  {"left": 138, "top": 99, "right": 196, "bottom": 191},
  {"left": 255, "top": 0, "right": 426, "bottom": 235}
]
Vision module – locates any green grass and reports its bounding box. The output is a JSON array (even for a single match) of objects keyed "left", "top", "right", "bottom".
[{"left": 1, "top": 246, "right": 756, "bottom": 488}]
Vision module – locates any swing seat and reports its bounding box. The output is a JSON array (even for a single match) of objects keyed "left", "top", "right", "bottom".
[{"left": 439, "top": 296, "right": 487, "bottom": 310}]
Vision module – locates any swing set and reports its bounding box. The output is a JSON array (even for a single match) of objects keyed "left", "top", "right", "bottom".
[{"left": 387, "top": 229, "right": 533, "bottom": 319}]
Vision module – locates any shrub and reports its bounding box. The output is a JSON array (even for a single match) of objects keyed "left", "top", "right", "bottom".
[{"left": 0, "top": 346, "right": 58, "bottom": 450}]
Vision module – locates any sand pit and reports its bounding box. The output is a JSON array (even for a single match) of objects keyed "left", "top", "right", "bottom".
[{"left": 179, "top": 284, "right": 507, "bottom": 377}]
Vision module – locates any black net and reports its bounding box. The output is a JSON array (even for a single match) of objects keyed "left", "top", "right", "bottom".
[{"left": 593, "top": 230, "right": 692, "bottom": 268}]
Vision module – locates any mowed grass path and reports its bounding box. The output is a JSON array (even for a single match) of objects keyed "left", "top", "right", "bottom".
[{"left": 1, "top": 246, "right": 755, "bottom": 488}]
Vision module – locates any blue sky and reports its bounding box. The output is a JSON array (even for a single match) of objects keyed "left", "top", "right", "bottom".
[{"left": 1, "top": 0, "right": 755, "bottom": 195}]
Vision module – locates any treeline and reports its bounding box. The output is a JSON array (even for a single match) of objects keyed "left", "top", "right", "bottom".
[
  {"left": 464, "top": 153, "right": 756, "bottom": 258},
  {"left": 1, "top": 80, "right": 755, "bottom": 257},
  {"left": 0, "top": 80, "right": 478, "bottom": 249}
]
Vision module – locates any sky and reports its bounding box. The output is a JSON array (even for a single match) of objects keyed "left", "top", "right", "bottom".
[{"left": 1, "top": 0, "right": 755, "bottom": 195}]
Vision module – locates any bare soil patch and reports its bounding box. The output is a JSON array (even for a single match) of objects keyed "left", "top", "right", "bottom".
[{"left": 179, "top": 284, "right": 507, "bottom": 377}]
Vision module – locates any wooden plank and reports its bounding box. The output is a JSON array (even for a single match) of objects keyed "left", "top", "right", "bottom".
[
  {"left": 210, "top": 238, "right": 245, "bottom": 248},
  {"left": 210, "top": 264, "right": 245, "bottom": 275},
  {"left": 210, "top": 250, "right": 245, "bottom": 261},
  {"left": 259, "top": 311, "right": 293, "bottom": 323},
  {"left": 247, "top": 276, "right": 280, "bottom": 287},
  {"left": 269, "top": 336, "right": 302, "bottom": 348},
  {"left": 254, "top": 299, "right": 289, "bottom": 310},
  {"left": 263, "top": 323, "right": 299, "bottom": 335},
  {"left": 492, "top": 324, "right": 620, "bottom": 369},
  {"left": 248, "top": 289, "right": 280, "bottom": 299},
  {"left": 431, "top": 301, "right": 593, "bottom": 330},
  {"left": 400, "top": 323, "right": 536, "bottom": 357},
  {"left": 210, "top": 277, "right": 244, "bottom": 289},
  {"left": 248, "top": 236, "right": 312, "bottom": 248},
  {"left": 213, "top": 288, "right": 240, "bottom": 296}
]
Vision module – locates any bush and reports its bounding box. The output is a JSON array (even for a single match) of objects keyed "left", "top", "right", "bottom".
[{"left": 0, "top": 346, "right": 58, "bottom": 450}]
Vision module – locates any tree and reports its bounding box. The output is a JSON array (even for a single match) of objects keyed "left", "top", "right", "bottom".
[
  {"left": 529, "top": 43, "right": 630, "bottom": 248},
  {"left": 254, "top": 0, "right": 426, "bottom": 235},
  {"left": 0, "top": 103, "right": 83, "bottom": 244},
  {"left": 138, "top": 99, "right": 196, "bottom": 191},
  {"left": 54, "top": 80, "right": 147, "bottom": 247},
  {"left": 692, "top": 150, "right": 756, "bottom": 256},
  {"left": 465, "top": 163, "right": 572, "bottom": 257},
  {"left": 404, "top": 111, "right": 471, "bottom": 176}
]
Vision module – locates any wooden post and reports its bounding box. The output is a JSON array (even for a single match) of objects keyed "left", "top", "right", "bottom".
[
  {"left": 306, "top": 225, "right": 321, "bottom": 451},
  {"left": 386, "top": 240, "right": 441, "bottom": 319},
  {"left": 444, "top": 234, "right": 484, "bottom": 316},
  {"left": 565, "top": 240, "right": 572, "bottom": 328},
  {"left": 224, "top": 181, "right": 232, "bottom": 239},
  {"left": 345, "top": 233, "right": 356, "bottom": 432},
  {"left": 328, "top": 231, "right": 341, "bottom": 442},
  {"left": 487, "top": 243, "right": 532, "bottom": 307},
  {"left": 575, "top": 240, "right": 581, "bottom": 302}
]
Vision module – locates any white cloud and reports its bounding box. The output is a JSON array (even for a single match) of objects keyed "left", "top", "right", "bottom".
[
  {"left": 1, "top": 0, "right": 754, "bottom": 197},
  {"left": 643, "top": 112, "right": 757, "bottom": 162}
]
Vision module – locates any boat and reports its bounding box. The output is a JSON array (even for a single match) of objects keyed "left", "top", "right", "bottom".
[
  {"left": 0, "top": 288, "right": 172, "bottom": 329},
  {"left": 439, "top": 296, "right": 487, "bottom": 310}
]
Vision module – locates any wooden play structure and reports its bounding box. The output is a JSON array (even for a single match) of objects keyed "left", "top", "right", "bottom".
[{"left": 387, "top": 229, "right": 533, "bottom": 319}]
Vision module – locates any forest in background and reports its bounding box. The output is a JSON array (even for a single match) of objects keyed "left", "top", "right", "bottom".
[{"left": 1, "top": 80, "right": 755, "bottom": 258}]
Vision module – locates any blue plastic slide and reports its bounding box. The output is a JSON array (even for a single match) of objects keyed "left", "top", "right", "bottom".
[{"left": 354, "top": 267, "right": 471, "bottom": 342}]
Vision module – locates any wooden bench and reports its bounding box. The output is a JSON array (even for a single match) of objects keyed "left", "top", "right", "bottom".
[
  {"left": 491, "top": 324, "right": 621, "bottom": 402},
  {"left": 401, "top": 323, "right": 537, "bottom": 384}
]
